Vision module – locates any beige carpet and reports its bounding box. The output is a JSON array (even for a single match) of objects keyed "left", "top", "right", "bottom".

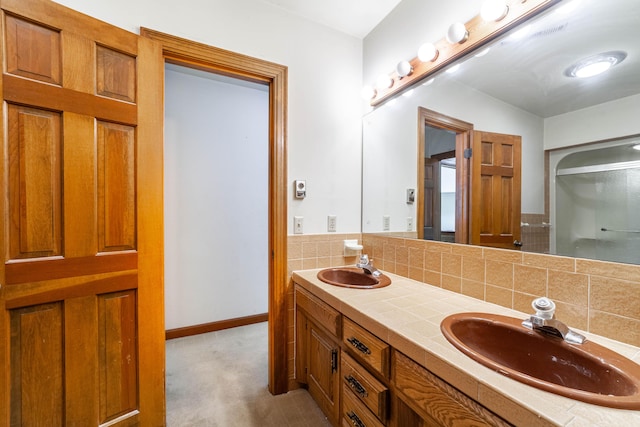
[{"left": 166, "top": 322, "right": 332, "bottom": 426}]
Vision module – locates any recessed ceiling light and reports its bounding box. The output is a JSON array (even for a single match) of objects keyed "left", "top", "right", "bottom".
[{"left": 564, "top": 51, "right": 627, "bottom": 78}]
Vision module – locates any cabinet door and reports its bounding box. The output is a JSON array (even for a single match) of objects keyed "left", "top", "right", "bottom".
[{"left": 308, "top": 322, "right": 340, "bottom": 426}]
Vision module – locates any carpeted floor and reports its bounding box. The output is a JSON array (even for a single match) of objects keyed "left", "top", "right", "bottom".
[{"left": 166, "top": 322, "right": 332, "bottom": 426}]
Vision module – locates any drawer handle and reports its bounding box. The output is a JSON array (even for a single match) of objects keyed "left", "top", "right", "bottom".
[
  {"left": 347, "top": 411, "right": 366, "bottom": 427},
  {"left": 345, "top": 374, "right": 368, "bottom": 398},
  {"left": 347, "top": 337, "right": 371, "bottom": 355}
]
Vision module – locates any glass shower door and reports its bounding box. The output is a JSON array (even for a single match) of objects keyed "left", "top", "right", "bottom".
[{"left": 596, "top": 168, "right": 640, "bottom": 264}]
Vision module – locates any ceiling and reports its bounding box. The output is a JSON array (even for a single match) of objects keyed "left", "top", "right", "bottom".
[
  {"left": 259, "top": 0, "right": 640, "bottom": 118},
  {"left": 432, "top": 0, "right": 640, "bottom": 117},
  {"left": 259, "top": 0, "right": 402, "bottom": 38}
]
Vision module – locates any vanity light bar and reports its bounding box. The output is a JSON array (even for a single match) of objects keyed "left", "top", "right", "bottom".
[{"left": 368, "top": 0, "right": 561, "bottom": 106}]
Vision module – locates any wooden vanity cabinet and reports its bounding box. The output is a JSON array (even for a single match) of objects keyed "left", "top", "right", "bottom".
[
  {"left": 391, "top": 350, "right": 513, "bottom": 427},
  {"left": 295, "top": 286, "right": 341, "bottom": 426},
  {"left": 296, "top": 283, "right": 512, "bottom": 427}
]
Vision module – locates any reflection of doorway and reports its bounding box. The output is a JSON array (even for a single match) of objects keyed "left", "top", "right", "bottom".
[
  {"left": 417, "top": 108, "right": 473, "bottom": 243},
  {"left": 417, "top": 108, "right": 523, "bottom": 249},
  {"left": 423, "top": 125, "right": 457, "bottom": 242}
]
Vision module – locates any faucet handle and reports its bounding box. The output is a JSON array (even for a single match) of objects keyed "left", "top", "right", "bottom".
[
  {"left": 359, "top": 254, "right": 370, "bottom": 264},
  {"left": 532, "top": 297, "right": 555, "bottom": 319}
]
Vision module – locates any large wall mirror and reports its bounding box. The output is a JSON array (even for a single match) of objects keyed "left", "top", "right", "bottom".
[{"left": 362, "top": 0, "right": 640, "bottom": 264}]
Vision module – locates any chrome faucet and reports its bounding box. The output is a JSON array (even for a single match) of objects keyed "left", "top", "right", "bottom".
[
  {"left": 356, "top": 254, "right": 381, "bottom": 278},
  {"left": 522, "top": 297, "right": 586, "bottom": 345}
]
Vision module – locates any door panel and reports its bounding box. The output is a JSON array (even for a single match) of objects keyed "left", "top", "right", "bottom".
[
  {"left": 470, "top": 131, "right": 522, "bottom": 249},
  {"left": 10, "top": 304, "right": 64, "bottom": 427},
  {"left": 7, "top": 105, "right": 62, "bottom": 260},
  {"left": 423, "top": 158, "right": 441, "bottom": 241},
  {"left": 0, "top": 0, "right": 164, "bottom": 425}
]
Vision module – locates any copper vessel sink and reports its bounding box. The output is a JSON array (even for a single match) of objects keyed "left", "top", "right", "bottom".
[
  {"left": 317, "top": 267, "right": 391, "bottom": 289},
  {"left": 441, "top": 312, "right": 640, "bottom": 409}
]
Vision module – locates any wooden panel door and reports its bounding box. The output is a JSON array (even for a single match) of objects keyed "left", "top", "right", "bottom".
[
  {"left": 423, "top": 158, "right": 441, "bottom": 241},
  {"left": 0, "top": 0, "right": 165, "bottom": 425},
  {"left": 470, "top": 131, "right": 522, "bottom": 249}
]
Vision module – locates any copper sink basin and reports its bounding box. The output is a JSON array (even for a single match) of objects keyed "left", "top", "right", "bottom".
[
  {"left": 317, "top": 267, "right": 391, "bottom": 289},
  {"left": 441, "top": 312, "right": 640, "bottom": 409}
]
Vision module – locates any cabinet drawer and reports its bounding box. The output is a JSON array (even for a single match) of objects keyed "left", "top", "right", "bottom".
[
  {"left": 296, "top": 285, "right": 341, "bottom": 337},
  {"left": 341, "top": 353, "right": 388, "bottom": 421},
  {"left": 393, "top": 351, "right": 512, "bottom": 427},
  {"left": 342, "top": 384, "right": 385, "bottom": 427},
  {"left": 342, "top": 317, "right": 389, "bottom": 378}
]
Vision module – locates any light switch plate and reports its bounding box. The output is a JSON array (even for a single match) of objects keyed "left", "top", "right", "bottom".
[{"left": 294, "top": 216, "right": 303, "bottom": 234}]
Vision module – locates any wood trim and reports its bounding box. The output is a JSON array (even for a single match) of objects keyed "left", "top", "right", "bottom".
[
  {"left": 139, "top": 28, "right": 289, "bottom": 395},
  {"left": 371, "top": 0, "right": 560, "bottom": 105},
  {"left": 165, "top": 313, "right": 269, "bottom": 340},
  {"left": 417, "top": 108, "right": 473, "bottom": 243},
  {"left": 135, "top": 36, "right": 167, "bottom": 425}
]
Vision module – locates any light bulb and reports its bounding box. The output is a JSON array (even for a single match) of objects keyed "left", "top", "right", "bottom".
[
  {"left": 418, "top": 43, "right": 439, "bottom": 62},
  {"left": 376, "top": 74, "right": 393, "bottom": 90},
  {"left": 396, "top": 60, "right": 413, "bottom": 78},
  {"left": 446, "top": 22, "right": 469, "bottom": 44},
  {"left": 361, "top": 85, "right": 376, "bottom": 100},
  {"left": 481, "top": 0, "right": 508, "bottom": 22}
]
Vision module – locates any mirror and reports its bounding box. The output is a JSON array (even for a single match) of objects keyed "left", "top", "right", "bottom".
[{"left": 362, "top": 0, "right": 640, "bottom": 262}]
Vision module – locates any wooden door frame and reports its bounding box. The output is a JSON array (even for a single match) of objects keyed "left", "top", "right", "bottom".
[
  {"left": 139, "top": 29, "right": 288, "bottom": 395},
  {"left": 417, "top": 107, "right": 473, "bottom": 244}
]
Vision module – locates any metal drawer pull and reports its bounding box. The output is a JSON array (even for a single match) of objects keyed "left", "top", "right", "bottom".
[
  {"left": 347, "top": 411, "right": 366, "bottom": 427},
  {"left": 345, "top": 374, "right": 368, "bottom": 398},
  {"left": 347, "top": 337, "right": 371, "bottom": 355}
]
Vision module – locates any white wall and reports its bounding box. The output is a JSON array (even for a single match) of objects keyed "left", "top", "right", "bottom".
[
  {"left": 164, "top": 66, "right": 269, "bottom": 329},
  {"left": 544, "top": 94, "right": 640, "bottom": 150},
  {"left": 363, "top": 77, "right": 545, "bottom": 233},
  {"left": 54, "top": 0, "right": 364, "bottom": 235}
]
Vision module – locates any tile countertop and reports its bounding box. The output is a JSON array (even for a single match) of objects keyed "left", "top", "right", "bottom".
[{"left": 292, "top": 268, "right": 640, "bottom": 427}]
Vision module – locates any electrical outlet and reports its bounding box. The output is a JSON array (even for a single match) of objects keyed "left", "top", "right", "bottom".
[
  {"left": 383, "top": 215, "right": 390, "bottom": 231},
  {"left": 327, "top": 215, "right": 337, "bottom": 232},
  {"left": 294, "top": 216, "right": 303, "bottom": 234},
  {"left": 407, "top": 217, "right": 414, "bottom": 231}
]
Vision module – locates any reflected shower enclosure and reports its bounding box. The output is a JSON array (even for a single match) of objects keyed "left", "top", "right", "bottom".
[{"left": 555, "top": 140, "right": 640, "bottom": 264}]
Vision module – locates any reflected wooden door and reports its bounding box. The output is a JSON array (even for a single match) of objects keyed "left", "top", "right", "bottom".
[
  {"left": 0, "top": 0, "right": 165, "bottom": 425},
  {"left": 423, "top": 158, "right": 441, "bottom": 241},
  {"left": 470, "top": 131, "right": 522, "bottom": 249}
]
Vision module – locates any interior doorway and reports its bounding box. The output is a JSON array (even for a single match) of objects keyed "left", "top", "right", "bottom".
[
  {"left": 163, "top": 63, "right": 269, "bottom": 332},
  {"left": 141, "top": 29, "right": 289, "bottom": 395},
  {"left": 417, "top": 108, "right": 473, "bottom": 244},
  {"left": 423, "top": 124, "right": 457, "bottom": 242}
]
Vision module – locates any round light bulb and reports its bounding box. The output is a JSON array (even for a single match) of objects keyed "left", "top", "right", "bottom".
[
  {"left": 418, "top": 43, "right": 439, "bottom": 62},
  {"left": 376, "top": 74, "right": 393, "bottom": 90},
  {"left": 361, "top": 85, "right": 377, "bottom": 100},
  {"left": 396, "top": 60, "right": 413, "bottom": 78},
  {"left": 481, "top": 0, "right": 509, "bottom": 22},
  {"left": 446, "top": 22, "right": 469, "bottom": 44}
]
